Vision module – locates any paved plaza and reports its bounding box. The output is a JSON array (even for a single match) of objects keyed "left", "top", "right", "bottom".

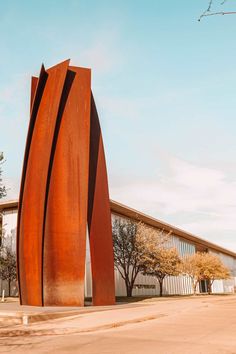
[{"left": 0, "top": 295, "right": 236, "bottom": 353}]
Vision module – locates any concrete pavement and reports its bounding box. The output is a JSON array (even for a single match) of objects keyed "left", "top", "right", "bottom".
[{"left": 0, "top": 295, "right": 236, "bottom": 353}]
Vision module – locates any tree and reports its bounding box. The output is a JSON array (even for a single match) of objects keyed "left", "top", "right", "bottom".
[
  {"left": 112, "top": 219, "right": 167, "bottom": 297},
  {"left": 0, "top": 153, "right": 6, "bottom": 199},
  {"left": 138, "top": 241, "right": 181, "bottom": 297},
  {"left": 112, "top": 218, "right": 140, "bottom": 297},
  {"left": 181, "top": 253, "right": 205, "bottom": 295},
  {"left": 200, "top": 253, "right": 230, "bottom": 294},
  {"left": 0, "top": 153, "right": 6, "bottom": 249},
  {"left": 0, "top": 246, "right": 17, "bottom": 296},
  {"left": 199, "top": 0, "right": 236, "bottom": 21},
  {"left": 181, "top": 252, "right": 231, "bottom": 295}
]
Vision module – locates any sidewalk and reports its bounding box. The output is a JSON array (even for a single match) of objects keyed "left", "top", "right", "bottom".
[
  {"left": 0, "top": 298, "right": 152, "bottom": 326},
  {"left": 1, "top": 295, "right": 233, "bottom": 337},
  {"left": 1, "top": 296, "right": 236, "bottom": 354}
]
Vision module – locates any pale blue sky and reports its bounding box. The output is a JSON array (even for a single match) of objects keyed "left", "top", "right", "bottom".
[{"left": 1, "top": 0, "right": 236, "bottom": 250}]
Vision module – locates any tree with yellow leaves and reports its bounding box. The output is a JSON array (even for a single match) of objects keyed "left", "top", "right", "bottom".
[
  {"left": 181, "top": 252, "right": 230, "bottom": 295},
  {"left": 181, "top": 252, "right": 205, "bottom": 295},
  {"left": 136, "top": 227, "right": 181, "bottom": 297},
  {"left": 200, "top": 252, "right": 230, "bottom": 294}
]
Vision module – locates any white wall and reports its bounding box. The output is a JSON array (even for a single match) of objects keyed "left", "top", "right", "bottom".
[
  {"left": 210, "top": 249, "right": 235, "bottom": 293},
  {"left": 1, "top": 208, "right": 18, "bottom": 296},
  {"left": 113, "top": 214, "right": 196, "bottom": 297},
  {"left": 1, "top": 208, "right": 17, "bottom": 252},
  {"left": 1, "top": 208, "right": 236, "bottom": 298}
]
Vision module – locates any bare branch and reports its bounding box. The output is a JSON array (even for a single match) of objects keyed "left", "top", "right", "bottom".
[
  {"left": 199, "top": 11, "right": 236, "bottom": 21},
  {"left": 199, "top": 0, "right": 236, "bottom": 21}
]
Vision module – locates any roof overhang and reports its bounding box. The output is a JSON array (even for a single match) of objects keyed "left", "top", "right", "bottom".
[{"left": 1, "top": 198, "right": 235, "bottom": 259}]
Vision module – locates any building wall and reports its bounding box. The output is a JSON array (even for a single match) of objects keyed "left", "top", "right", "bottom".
[
  {"left": 1, "top": 208, "right": 17, "bottom": 252},
  {"left": 0, "top": 208, "right": 18, "bottom": 296},
  {"left": 1, "top": 208, "right": 236, "bottom": 298},
  {"left": 209, "top": 249, "right": 236, "bottom": 293},
  {"left": 112, "top": 214, "right": 197, "bottom": 296},
  {"left": 114, "top": 230, "right": 196, "bottom": 297}
]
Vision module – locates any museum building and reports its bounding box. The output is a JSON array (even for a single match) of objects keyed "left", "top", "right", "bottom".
[{"left": 0, "top": 199, "right": 236, "bottom": 297}]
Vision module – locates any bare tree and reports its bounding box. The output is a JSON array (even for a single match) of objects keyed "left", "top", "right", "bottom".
[
  {"left": 112, "top": 218, "right": 140, "bottom": 297},
  {"left": 0, "top": 153, "right": 6, "bottom": 199},
  {"left": 112, "top": 219, "right": 168, "bottom": 297},
  {"left": 0, "top": 246, "right": 17, "bottom": 296},
  {"left": 0, "top": 153, "right": 6, "bottom": 249},
  {"left": 199, "top": 0, "right": 236, "bottom": 21}
]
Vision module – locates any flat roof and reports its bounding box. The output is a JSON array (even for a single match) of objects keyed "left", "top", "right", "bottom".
[
  {"left": 110, "top": 200, "right": 236, "bottom": 259},
  {"left": 1, "top": 199, "right": 236, "bottom": 259},
  {"left": 0, "top": 199, "right": 18, "bottom": 210}
]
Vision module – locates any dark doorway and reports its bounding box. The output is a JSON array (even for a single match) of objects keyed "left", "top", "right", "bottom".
[{"left": 199, "top": 280, "right": 208, "bottom": 293}]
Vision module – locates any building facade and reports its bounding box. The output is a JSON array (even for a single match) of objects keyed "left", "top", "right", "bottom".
[{"left": 1, "top": 199, "right": 236, "bottom": 297}]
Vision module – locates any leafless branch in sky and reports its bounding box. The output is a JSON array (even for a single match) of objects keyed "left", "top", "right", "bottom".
[{"left": 199, "top": 0, "right": 236, "bottom": 21}]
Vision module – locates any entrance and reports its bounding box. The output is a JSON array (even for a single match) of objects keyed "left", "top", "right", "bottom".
[{"left": 199, "top": 280, "right": 209, "bottom": 293}]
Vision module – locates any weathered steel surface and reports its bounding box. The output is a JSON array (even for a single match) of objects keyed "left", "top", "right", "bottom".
[
  {"left": 88, "top": 94, "right": 115, "bottom": 305},
  {"left": 18, "top": 61, "right": 69, "bottom": 305},
  {"left": 30, "top": 77, "right": 38, "bottom": 111},
  {"left": 17, "top": 61, "right": 115, "bottom": 306},
  {"left": 43, "top": 67, "right": 91, "bottom": 306},
  {"left": 17, "top": 65, "right": 47, "bottom": 305}
]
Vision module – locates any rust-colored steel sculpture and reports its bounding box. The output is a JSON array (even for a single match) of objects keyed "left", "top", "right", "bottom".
[
  {"left": 88, "top": 95, "right": 115, "bottom": 306},
  {"left": 17, "top": 60, "right": 115, "bottom": 306}
]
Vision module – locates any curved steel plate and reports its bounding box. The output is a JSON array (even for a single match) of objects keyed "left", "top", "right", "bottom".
[
  {"left": 18, "top": 60, "right": 69, "bottom": 305},
  {"left": 43, "top": 67, "right": 91, "bottom": 306}
]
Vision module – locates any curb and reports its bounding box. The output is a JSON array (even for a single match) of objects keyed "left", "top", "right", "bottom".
[{"left": 0, "top": 313, "right": 165, "bottom": 338}]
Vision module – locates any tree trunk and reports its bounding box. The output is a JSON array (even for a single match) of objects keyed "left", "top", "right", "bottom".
[
  {"left": 159, "top": 279, "right": 163, "bottom": 297},
  {"left": 125, "top": 279, "right": 133, "bottom": 297},
  {"left": 8, "top": 278, "right": 11, "bottom": 297},
  {"left": 193, "top": 282, "right": 197, "bottom": 295},
  {"left": 126, "top": 285, "right": 133, "bottom": 297},
  {"left": 207, "top": 281, "right": 212, "bottom": 295}
]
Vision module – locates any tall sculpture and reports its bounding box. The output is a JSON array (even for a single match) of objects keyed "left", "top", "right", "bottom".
[{"left": 17, "top": 60, "right": 115, "bottom": 306}]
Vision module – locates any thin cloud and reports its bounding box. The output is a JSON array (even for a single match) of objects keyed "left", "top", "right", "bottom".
[{"left": 110, "top": 152, "right": 236, "bottom": 250}]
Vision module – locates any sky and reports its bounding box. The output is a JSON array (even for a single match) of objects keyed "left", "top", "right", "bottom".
[{"left": 1, "top": 0, "right": 236, "bottom": 251}]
